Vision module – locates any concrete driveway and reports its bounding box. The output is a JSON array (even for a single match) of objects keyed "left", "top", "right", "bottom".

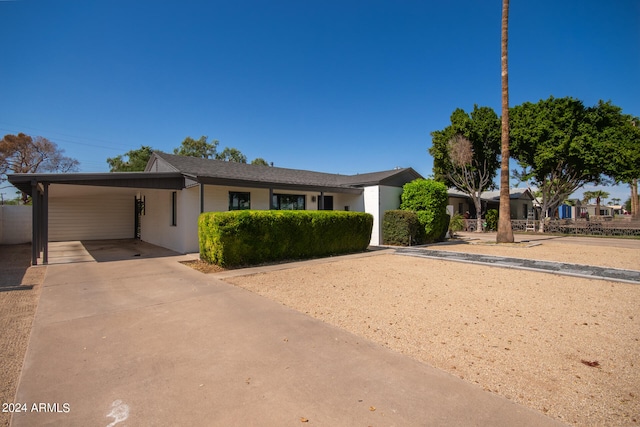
[{"left": 12, "top": 244, "right": 563, "bottom": 426}]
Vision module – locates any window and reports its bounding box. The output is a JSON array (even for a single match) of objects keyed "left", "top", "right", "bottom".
[
  {"left": 272, "top": 194, "right": 305, "bottom": 210},
  {"left": 171, "top": 191, "right": 177, "bottom": 226},
  {"left": 229, "top": 192, "right": 251, "bottom": 210}
]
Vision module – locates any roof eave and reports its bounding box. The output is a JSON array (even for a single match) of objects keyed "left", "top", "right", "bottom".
[
  {"left": 7, "top": 172, "right": 185, "bottom": 196},
  {"left": 196, "top": 176, "right": 362, "bottom": 194}
]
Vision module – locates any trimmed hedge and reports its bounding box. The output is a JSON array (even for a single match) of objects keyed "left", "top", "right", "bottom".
[
  {"left": 382, "top": 210, "right": 424, "bottom": 246},
  {"left": 199, "top": 210, "right": 373, "bottom": 267}
]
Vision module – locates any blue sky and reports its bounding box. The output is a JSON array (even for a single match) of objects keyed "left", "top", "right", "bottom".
[{"left": 1, "top": 0, "right": 638, "bottom": 204}]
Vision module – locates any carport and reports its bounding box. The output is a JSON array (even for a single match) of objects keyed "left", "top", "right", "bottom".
[{"left": 7, "top": 172, "right": 184, "bottom": 265}]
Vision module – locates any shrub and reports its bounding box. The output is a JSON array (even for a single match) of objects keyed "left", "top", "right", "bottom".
[
  {"left": 448, "top": 213, "right": 465, "bottom": 235},
  {"left": 485, "top": 209, "right": 499, "bottom": 231},
  {"left": 400, "top": 179, "right": 449, "bottom": 242},
  {"left": 199, "top": 210, "right": 373, "bottom": 267},
  {"left": 382, "top": 210, "right": 425, "bottom": 246}
]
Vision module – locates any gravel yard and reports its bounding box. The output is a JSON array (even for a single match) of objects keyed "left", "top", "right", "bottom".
[
  {"left": 224, "top": 237, "right": 640, "bottom": 426},
  {"left": 0, "top": 245, "right": 44, "bottom": 427},
  {"left": 1, "top": 236, "right": 638, "bottom": 426}
]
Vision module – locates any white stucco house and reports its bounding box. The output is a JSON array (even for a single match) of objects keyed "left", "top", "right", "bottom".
[{"left": 8, "top": 152, "right": 423, "bottom": 264}]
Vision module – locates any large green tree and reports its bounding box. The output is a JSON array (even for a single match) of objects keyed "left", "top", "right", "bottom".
[
  {"left": 1, "top": 133, "right": 79, "bottom": 202},
  {"left": 216, "top": 147, "right": 247, "bottom": 163},
  {"left": 509, "top": 96, "right": 628, "bottom": 231},
  {"left": 108, "top": 135, "right": 270, "bottom": 171},
  {"left": 107, "top": 145, "right": 155, "bottom": 172},
  {"left": 174, "top": 136, "right": 219, "bottom": 158},
  {"left": 430, "top": 105, "right": 501, "bottom": 232},
  {"left": 597, "top": 108, "right": 640, "bottom": 218}
]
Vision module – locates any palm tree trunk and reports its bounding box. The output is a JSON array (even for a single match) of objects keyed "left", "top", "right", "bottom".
[
  {"left": 497, "top": 0, "right": 514, "bottom": 243},
  {"left": 632, "top": 179, "right": 639, "bottom": 218}
]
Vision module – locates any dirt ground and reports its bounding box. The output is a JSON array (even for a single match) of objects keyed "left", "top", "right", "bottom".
[
  {"left": 0, "top": 244, "right": 45, "bottom": 427},
  {"left": 224, "top": 236, "right": 640, "bottom": 427},
  {"left": 1, "top": 237, "right": 638, "bottom": 426}
]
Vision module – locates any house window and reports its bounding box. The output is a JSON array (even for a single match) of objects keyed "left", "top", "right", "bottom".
[
  {"left": 171, "top": 191, "right": 177, "bottom": 226},
  {"left": 229, "top": 192, "right": 251, "bottom": 210},
  {"left": 272, "top": 194, "right": 305, "bottom": 210}
]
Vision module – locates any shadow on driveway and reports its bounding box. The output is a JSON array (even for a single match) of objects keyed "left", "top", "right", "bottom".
[{"left": 80, "top": 239, "right": 180, "bottom": 262}]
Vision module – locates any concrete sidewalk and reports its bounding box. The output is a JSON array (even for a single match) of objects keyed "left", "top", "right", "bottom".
[
  {"left": 397, "top": 247, "right": 640, "bottom": 284},
  {"left": 12, "top": 252, "right": 564, "bottom": 426}
]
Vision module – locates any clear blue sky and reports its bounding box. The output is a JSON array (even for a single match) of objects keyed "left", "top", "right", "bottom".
[{"left": 1, "top": 0, "right": 638, "bottom": 204}]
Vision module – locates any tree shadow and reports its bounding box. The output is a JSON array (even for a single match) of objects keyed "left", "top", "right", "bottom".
[{"left": 0, "top": 244, "right": 34, "bottom": 292}]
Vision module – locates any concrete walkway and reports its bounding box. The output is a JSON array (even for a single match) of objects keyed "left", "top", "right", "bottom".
[
  {"left": 396, "top": 247, "right": 640, "bottom": 284},
  {"left": 11, "top": 248, "right": 563, "bottom": 426}
]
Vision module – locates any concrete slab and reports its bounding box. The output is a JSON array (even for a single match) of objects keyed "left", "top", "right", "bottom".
[
  {"left": 42, "top": 241, "right": 95, "bottom": 264},
  {"left": 41, "top": 239, "right": 182, "bottom": 265},
  {"left": 396, "top": 248, "right": 640, "bottom": 284},
  {"left": 12, "top": 253, "right": 564, "bottom": 426}
]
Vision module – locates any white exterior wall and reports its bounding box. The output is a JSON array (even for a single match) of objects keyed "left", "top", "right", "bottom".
[
  {"left": 49, "top": 188, "right": 135, "bottom": 241},
  {"left": 139, "top": 187, "right": 197, "bottom": 254},
  {"left": 0, "top": 205, "right": 32, "bottom": 244},
  {"left": 364, "top": 185, "right": 404, "bottom": 246},
  {"left": 140, "top": 184, "right": 371, "bottom": 254},
  {"left": 363, "top": 186, "right": 380, "bottom": 245}
]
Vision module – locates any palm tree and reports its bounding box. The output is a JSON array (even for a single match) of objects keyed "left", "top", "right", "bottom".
[
  {"left": 497, "top": 0, "right": 514, "bottom": 243},
  {"left": 583, "top": 190, "right": 610, "bottom": 217}
]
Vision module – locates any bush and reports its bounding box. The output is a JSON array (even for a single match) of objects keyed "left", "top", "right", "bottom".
[
  {"left": 448, "top": 213, "right": 465, "bottom": 235},
  {"left": 400, "top": 179, "right": 449, "bottom": 242},
  {"left": 382, "top": 210, "right": 425, "bottom": 245},
  {"left": 485, "top": 209, "right": 499, "bottom": 231},
  {"left": 199, "top": 210, "right": 373, "bottom": 267}
]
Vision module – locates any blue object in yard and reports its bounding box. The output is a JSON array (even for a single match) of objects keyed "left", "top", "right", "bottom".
[{"left": 558, "top": 204, "right": 571, "bottom": 219}]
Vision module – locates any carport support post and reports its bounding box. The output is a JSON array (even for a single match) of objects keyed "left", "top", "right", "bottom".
[
  {"left": 42, "top": 183, "right": 49, "bottom": 265},
  {"left": 269, "top": 188, "right": 273, "bottom": 209},
  {"left": 31, "top": 180, "right": 39, "bottom": 266},
  {"left": 200, "top": 183, "right": 204, "bottom": 213},
  {"left": 319, "top": 191, "right": 324, "bottom": 210}
]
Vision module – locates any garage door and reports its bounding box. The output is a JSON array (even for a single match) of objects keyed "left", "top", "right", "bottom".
[{"left": 49, "top": 193, "right": 134, "bottom": 241}]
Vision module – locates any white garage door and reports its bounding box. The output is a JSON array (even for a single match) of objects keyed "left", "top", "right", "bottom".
[{"left": 49, "top": 191, "right": 134, "bottom": 241}]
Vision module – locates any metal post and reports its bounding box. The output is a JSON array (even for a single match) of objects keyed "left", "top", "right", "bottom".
[
  {"left": 200, "top": 183, "right": 204, "bottom": 213},
  {"left": 43, "top": 183, "right": 49, "bottom": 265},
  {"left": 31, "top": 181, "right": 39, "bottom": 265}
]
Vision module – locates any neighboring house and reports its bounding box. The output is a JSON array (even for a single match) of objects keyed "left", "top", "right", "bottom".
[
  {"left": 8, "top": 152, "right": 422, "bottom": 264},
  {"left": 447, "top": 188, "right": 536, "bottom": 220},
  {"left": 578, "top": 204, "right": 625, "bottom": 218}
]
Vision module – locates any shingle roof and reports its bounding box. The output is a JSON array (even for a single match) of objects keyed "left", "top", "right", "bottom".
[{"left": 150, "top": 152, "right": 422, "bottom": 193}]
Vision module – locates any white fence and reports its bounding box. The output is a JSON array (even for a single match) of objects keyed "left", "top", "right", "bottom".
[{"left": 0, "top": 205, "right": 32, "bottom": 244}]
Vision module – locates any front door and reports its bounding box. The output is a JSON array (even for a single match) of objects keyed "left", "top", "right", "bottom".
[{"left": 319, "top": 195, "right": 333, "bottom": 210}]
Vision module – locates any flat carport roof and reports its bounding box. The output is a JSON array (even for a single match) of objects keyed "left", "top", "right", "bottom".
[{"left": 7, "top": 172, "right": 185, "bottom": 265}]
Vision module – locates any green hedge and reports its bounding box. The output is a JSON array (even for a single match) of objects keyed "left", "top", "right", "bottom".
[
  {"left": 399, "top": 179, "right": 449, "bottom": 243},
  {"left": 382, "top": 210, "right": 425, "bottom": 246},
  {"left": 199, "top": 210, "right": 373, "bottom": 267}
]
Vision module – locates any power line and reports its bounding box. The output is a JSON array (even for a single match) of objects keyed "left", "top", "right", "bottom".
[{"left": 0, "top": 123, "right": 135, "bottom": 152}]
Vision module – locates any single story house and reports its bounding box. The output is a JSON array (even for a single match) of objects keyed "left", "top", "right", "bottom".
[
  {"left": 8, "top": 152, "right": 423, "bottom": 264},
  {"left": 447, "top": 188, "right": 537, "bottom": 220}
]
